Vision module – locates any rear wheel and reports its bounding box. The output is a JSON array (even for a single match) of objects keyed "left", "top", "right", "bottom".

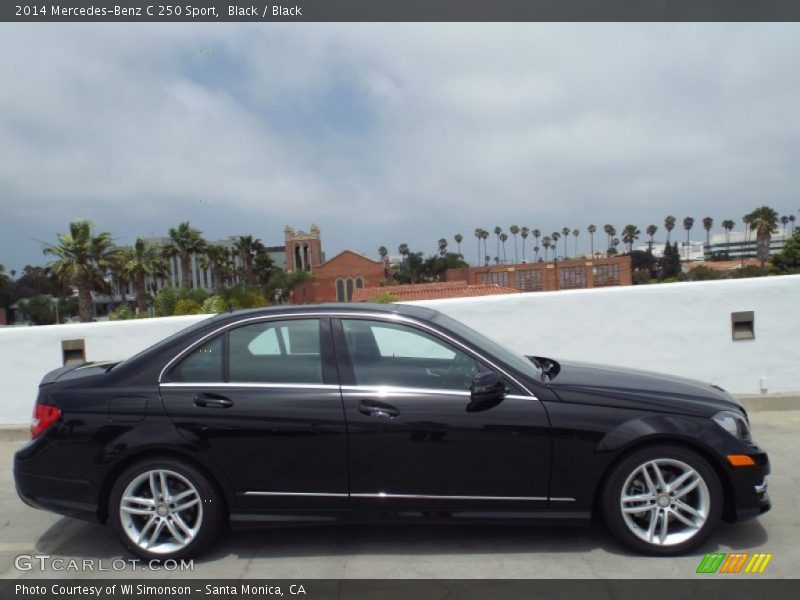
[
  {"left": 109, "top": 458, "right": 222, "bottom": 560},
  {"left": 601, "top": 445, "right": 723, "bottom": 555}
]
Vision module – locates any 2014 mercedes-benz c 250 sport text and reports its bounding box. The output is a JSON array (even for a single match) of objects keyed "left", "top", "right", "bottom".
[{"left": 14, "top": 303, "right": 771, "bottom": 559}]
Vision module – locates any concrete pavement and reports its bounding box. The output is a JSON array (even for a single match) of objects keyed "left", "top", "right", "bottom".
[{"left": 1, "top": 411, "right": 798, "bottom": 580}]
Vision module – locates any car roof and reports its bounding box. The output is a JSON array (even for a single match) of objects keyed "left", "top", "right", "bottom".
[{"left": 223, "top": 302, "right": 441, "bottom": 321}]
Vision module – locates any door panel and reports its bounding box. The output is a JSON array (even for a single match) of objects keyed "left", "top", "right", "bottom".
[
  {"left": 159, "top": 317, "right": 348, "bottom": 510},
  {"left": 335, "top": 318, "right": 552, "bottom": 511}
]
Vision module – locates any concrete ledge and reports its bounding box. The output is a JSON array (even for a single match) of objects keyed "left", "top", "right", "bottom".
[
  {"left": 0, "top": 425, "right": 28, "bottom": 441},
  {"left": 736, "top": 393, "right": 800, "bottom": 413}
]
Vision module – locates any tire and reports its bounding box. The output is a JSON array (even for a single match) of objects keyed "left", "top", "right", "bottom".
[
  {"left": 108, "top": 457, "right": 223, "bottom": 560},
  {"left": 601, "top": 444, "right": 723, "bottom": 556}
]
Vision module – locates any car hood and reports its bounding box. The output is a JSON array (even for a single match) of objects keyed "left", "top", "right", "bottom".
[{"left": 541, "top": 359, "right": 743, "bottom": 417}]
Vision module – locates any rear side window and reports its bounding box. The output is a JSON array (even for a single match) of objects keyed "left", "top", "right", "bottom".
[
  {"left": 168, "top": 336, "right": 223, "bottom": 383},
  {"left": 229, "top": 319, "right": 322, "bottom": 384}
]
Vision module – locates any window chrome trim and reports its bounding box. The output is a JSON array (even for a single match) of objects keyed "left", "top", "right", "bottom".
[
  {"left": 549, "top": 497, "right": 577, "bottom": 502},
  {"left": 157, "top": 310, "right": 538, "bottom": 400},
  {"left": 243, "top": 491, "right": 348, "bottom": 498},
  {"left": 160, "top": 382, "right": 339, "bottom": 391},
  {"left": 351, "top": 493, "right": 548, "bottom": 501},
  {"left": 341, "top": 385, "right": 470, "bottom": 398}
]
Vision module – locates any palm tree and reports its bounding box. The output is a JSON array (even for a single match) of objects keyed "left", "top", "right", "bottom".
[
  {"left": 664, "top": 215, "right": 676, "bottom": 244},
  {"left": 541, "top": 236, "right": 551, "bottom": 261},
  {"left": 789, "top": 214, "right": 796, "bottom": 235},
  {"left": 646, "top": 224, "right": 658, "bottom": 252},
  {"left": 780, "top": 215, "right": 789, "bottom": 238},
  {"left": 561, "top": 227, "right": 570, "bottom": 258},
  {"left": 454, "top": 233, "right": 463, "bottom": 257},
  {"left": 438, "top": 238, "right": 448, "bottom": 257},
  {"left": 234, "top": 235, "right": 265, "bottom": 287},
  {"left": 550, "top": 232, "right": 561, "bottom": 261},
  {"left": 610, "top": 238, "right": 620, "bottom": 256},
  {"left": 108, "top": 251, "right": 131, "bottom": 304},
  {"left": 43, "top": 220, "right": 117, "bottom": 322},
  {"left": 202, "top": 244, "right": 233, "bottom": 290},
  {"left": 683, "top": 217, "right": 695, "bottom": 260},
  {"left": 587, "top": 225, "right": 597, "bottom": 257},
  {"left": 621, "top": 225, "right": 641, "bottom": 253},
  {"left": 480, "top": 229, "right": 490, "bottom": 264},
  {"left": 125, "top": 238, "right": 169, "bottom": 315},
  {"left": 163, "top": 222, "right": 206, "bottom": 289},
  {"left": 745, "top": 206, "right": 780, "bottom": 268},
  {"left": 532, "top": 229, "right": 541, "bottom": 258},
  {"left": 721, "top": 220, "right": 735, "bottom": 257},
  {"left": 474, "top": 228, "right": 482, "bottom": 266},
  {"left": 499, "top": 233, "right": 508, "bottom": 263},
  {"left": 398, "top": 243, "right": 410, "bottom": 268},
  {"left": 533, "top": 245, "right": 540, "bottom": 261},
  {"left": 572, "top": 229, "right": 580, "bottom": 257},
  {"left": 378, "top": 246, "right": 388, "bottom": 261},
  {"left": 509, "top": 225, "right": 520, "bottom": 263},
  {"left": 603, "top": 225, "right": 615, "bottom": 254},
  {"left": 520, "top": 227, "right": 530, "bottom": 262},
  {"left": 493, "top": 226, "right": 502, "bottom": 262},
  {"left": 702, "top": 217, "right": 714, "bottom": 249},
  {"left": 742, "top": 214, "right": 753, "bottom": 265}
]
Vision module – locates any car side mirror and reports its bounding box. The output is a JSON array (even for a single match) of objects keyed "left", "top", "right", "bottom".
[{"left": 470, "top": 371, "right": 506, "bottom": 402}]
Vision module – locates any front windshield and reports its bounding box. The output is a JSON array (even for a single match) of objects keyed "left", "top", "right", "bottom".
[{"left": 432, "top": 312, "right": 542, "bottom": 382}]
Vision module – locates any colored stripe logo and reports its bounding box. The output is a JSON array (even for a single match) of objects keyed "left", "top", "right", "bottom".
[{"left": 696, "top": 552, "right": 772, "bottom": 574}]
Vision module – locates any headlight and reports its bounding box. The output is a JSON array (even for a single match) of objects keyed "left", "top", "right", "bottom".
[{"left": 712, "top": 410, "right": 752, "bottom": 442}]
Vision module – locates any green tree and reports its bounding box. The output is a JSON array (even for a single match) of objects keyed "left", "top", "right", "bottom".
[
  {"left": 125, "top": 238, "right": 169, "bottom": 315},
  {"left": 646, "top": 224, "right": 658, "bottom": 252},
  {"left": 438, "top": 238, "right": 448, "bottom": 257},
  {"left": 520, "top": 227, "right": 529, "bottom": 262},
  {"left": 509, "top": 225, "right": 520, "bottom": 263},
  {"left": 480, "top": 229, "right": 489, "bottom": 264},
  {"left": 453, "top": 233, "right": 463, "bottom": 257},
  {"left": 664, "top": 215, "right": 676, "bottom": 244},
  {"left": 603, "top": 224, "right": 616, "bottom": 254},
  {"left": 550, "top": 232, "right": 561, "bottom": 260},
  {"left": 771, "top": 230, "right": 800, "bottom": 272},
  {"left": 493, "top": 226, "right": 502, "bottom": 262},
  {"left": 587, "top": 224, "right": 597, "bottom": 256},
  {"left": 621, "top": 225, "right": 641, "bottom": 253},
  {"left": 722, "top": 219, "right": 735, "bottom": 258},
  {"left": 542, "top": 236, "right": 552, "bottom": 261},
  {"left": 780, "top": 215, "right": 789, "bottom": 238},
  {"left": 572, "top": 228, "right": 580, "bottom": 257},
  {"left": 745, "top": 206, "right": 780, "bottom": 268},
  {"left": 473, "top": 228, "right": 482, "bottom": 266},
  {"left": 659, "top": 242, "right": 682, "bottom": 279},
  {"left": 561, "top": 227, "right": 571, "bottom": 258},
  {"left": 682, "top": 217, "right": 695, "bottom": 261},
  {"left": 163, "top": 222, "right": 206, "bottom": 289},
  {"left": 373, "top": 292, "right": 398, "bottom": 304},
  {"left": 499, "top": 232, "right": 508, "bottom": 263},
  {"left": 234, "top": 235, "right": 265, "bottom": 287},
  {"left": 19, "top": 296, "right": 57, "bottom": 325},
  {"left": 702, "top": 217, "right": 714, "bottom": 248},
  {"left": 378, "top": 246, "right": 388, "bottom": 261},
  {"left": 43, "top": 220, "right": 117, "bottom": 322}
]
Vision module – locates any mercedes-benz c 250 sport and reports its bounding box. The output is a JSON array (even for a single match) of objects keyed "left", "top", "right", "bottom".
[{"left": 14, "top": 303, "right": 770, "bottom": 559}]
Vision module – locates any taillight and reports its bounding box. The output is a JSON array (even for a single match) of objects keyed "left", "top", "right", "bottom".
[{"left": 31, "top": 402, "right": 61, "bottom": 439}]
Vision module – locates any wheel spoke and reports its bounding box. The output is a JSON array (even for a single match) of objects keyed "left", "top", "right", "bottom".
[
  {"left": 172, "top": 489, "right": 195, "bottom": 503},
  {"left": 174, "top": 497, "right": 200, "bottom": 513},
  {"left": 137, "top": 515, "right": 157, "bottom": 544},
  {"left": 623, "top": 504, "right": 655, "bottom": 514},
  {"left": 670, "top": 507, "right": 700, "bottom": 528},
  {"left": 172, "top": 512, "right": 194, "bottom": 538},
  {"left": 159, "top": 471, "right": 171, "bottom": 502},
  {"left": 623, "top": 493, "right": 655, "bottom": 503},
  {"left": 148, "top": 519, "right": 165, "bottom": 547},
  {"left": 148, "top": 472, "right": 160, "bottom": 500},
  {"left": 165, "top": 519, "right": 185, "bottom": 544},
  {"left": 646, "top": 506, "right": 659, "bottom": 542},
  {"left": 123, "top": 495, "right": 155, "bottom": 507},
  {"left": 672, "top": 476, "right": 701, "bottom": 499},
  {"left": 650, "top": 461, "right": 667, "bottom": 491},
  {"left": 674, "top": 499, "right": 703, "bottom": 520},
  {"left": 121, "top": 505, "right": 154, "bottom": 516},
  {"left": 658, "top": 510, "right": 668, "bottom": 544},
  {"left": 641, "top": 466, "right": 657, "bottom": 495},
  {"left": 667, "top": 469, "right": 695, "bottom": 494}
]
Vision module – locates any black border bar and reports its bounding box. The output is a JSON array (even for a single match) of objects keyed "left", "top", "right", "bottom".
[{"left": 3, "top": 1, "right": 800, "bottom": 22}]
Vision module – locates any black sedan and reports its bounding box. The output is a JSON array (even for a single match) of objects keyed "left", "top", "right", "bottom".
[{"left": 15, "top": 303, "right": 770, "bottom": 559}]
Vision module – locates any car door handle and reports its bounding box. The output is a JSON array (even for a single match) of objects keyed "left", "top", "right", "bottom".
[
  {"left": 358, "top": 400, "right": 400, "bottom": 419},
  {"left": 193, "top": 393, "right": 233, "bottom": 408}
]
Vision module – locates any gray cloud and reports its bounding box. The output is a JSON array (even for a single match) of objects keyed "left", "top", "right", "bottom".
[{"left": 1, "top": 23, "right": 798, "bottom": 270}]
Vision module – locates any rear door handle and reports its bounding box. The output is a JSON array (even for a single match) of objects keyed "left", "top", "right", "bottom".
[
  {"left": 358, "top": 400, "right": 400, "bottom": 419},
  {"left": 193, "top": 393, "right": 233, "bottom": 408}
]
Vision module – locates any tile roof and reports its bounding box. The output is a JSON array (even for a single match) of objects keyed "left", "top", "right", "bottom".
[
  {"left": 685, "top": 259, "right": 761, "bottom": 271},
  {"left": 351, "top": 281, "right": 519, "bottom": 302}
]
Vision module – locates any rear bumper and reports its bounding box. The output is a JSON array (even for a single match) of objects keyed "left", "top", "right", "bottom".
[{"left": 14, "top": 461, "right": 100, "bottom": 523}]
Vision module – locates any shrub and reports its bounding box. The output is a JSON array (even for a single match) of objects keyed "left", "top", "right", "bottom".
[
  {"left": 109, "top": 303, "right": 135, "bottom": 321},
  {"left": 202, "top": 295, "right": 228, "bottom": 314},
  {"left": 372, "top": 292, "right": 398, "bottom": 303}
]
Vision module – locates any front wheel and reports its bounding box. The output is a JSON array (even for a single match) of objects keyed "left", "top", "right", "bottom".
[
  {"left": 601, "top": 445, "right": 723, "bottom": 555},
  {"left": 109, "top": 458, "right": 222, "bottom": 560}
]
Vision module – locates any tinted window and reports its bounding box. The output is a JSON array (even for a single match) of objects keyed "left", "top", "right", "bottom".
[
  {"left": 229, "top": 319, "right": 322, "bottom": 384},
  {"left": 169, "top": 336, "right": 223, "bottom": 383},
  {"left": 341, "top": 319, "right": 479, "bottom": 390}
]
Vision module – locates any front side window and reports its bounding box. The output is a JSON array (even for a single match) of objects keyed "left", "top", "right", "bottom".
[
  {"left": 341, "top": 319, "right": 480, "bottom": 391},
  {"left": 229, "top": 319, "right": 322, "bottom": 384}
]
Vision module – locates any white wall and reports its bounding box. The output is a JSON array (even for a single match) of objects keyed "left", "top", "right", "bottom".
[
  {"left": 0, "top": 315, "right": 210, "bottom": 425},
  {"left": 0, "top": 275, "right": 798, "bottom": 426},
  {"left": 415, "top": 275, "right": 799, "bottom": 398}
]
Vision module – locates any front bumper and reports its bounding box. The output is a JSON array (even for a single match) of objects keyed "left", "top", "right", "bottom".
[{"left": 723, "top": 446, "right": 771, "bottom": 523}]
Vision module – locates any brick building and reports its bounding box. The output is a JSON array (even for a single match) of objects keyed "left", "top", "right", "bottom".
[
  {"left": 446, "top": 256, "right": 632, "bottom": 292},
  {"left": 289, "top": 250, "right": 388, "bottom": 304},
  {"left": 285, "top": 225, "right": 324, "bottom": 273},
  {"left": 352, "top": 281, "right": 518, "bottom": 303}
]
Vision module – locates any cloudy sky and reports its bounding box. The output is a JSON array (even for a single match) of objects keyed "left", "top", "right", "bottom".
[{"left": 1, "top": 22, "right": 799, "bottom": 272}]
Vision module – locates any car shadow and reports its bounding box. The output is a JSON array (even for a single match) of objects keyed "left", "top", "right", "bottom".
[{"left": 33, "top": 517, "right": 770, "bottom": 565}]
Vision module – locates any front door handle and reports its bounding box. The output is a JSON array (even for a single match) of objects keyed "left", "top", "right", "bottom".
[
  {"left": 193, "top": 393, "right": 233, "bottom": 408},
  {"left": 358, "top": 400, "right": 400, "bottom": 419}
]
